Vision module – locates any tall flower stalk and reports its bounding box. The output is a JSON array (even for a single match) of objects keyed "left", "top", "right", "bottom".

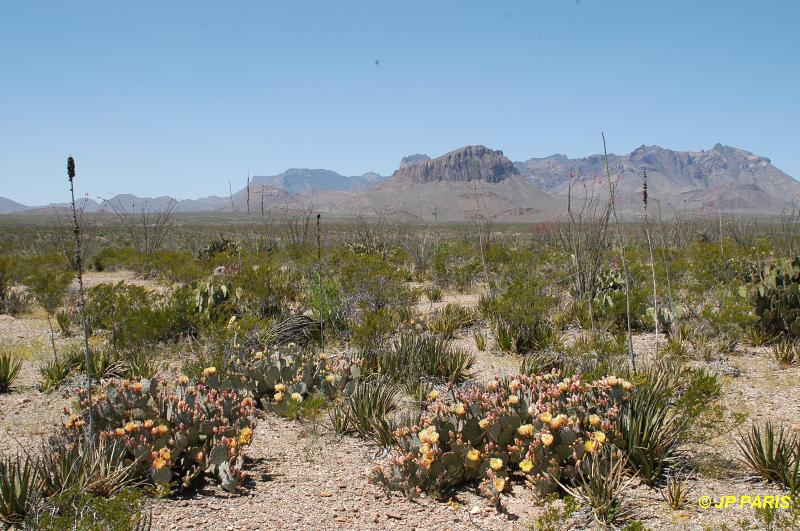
[
  {"left": 643, "top": 170, "right": 659, "bottom": 356},
  {"left": 67, "top": 156, "right": 94, "bottom": 446}
]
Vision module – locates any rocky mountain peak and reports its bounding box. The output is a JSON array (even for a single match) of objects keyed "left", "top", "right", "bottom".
[{"left": 392, "top": 145, "right": 519, "bottom": 184}]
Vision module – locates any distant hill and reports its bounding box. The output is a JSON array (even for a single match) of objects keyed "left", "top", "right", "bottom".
[
  {"left": 250, "top": 168, "right": 385, "bottom": 195},
  {"left": 0, "top": 196, "right": 32, "bottom": 214},
  {"left": 515, "top": 144, "right": 800, "bottom": 213}
]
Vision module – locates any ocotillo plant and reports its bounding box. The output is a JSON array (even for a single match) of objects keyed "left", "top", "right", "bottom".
[
  {"left": 67, "top": 156, "right": 94, "bottom": 445},
  {"left": 602, "top": 133, "right": 636, "bottom": 369}
]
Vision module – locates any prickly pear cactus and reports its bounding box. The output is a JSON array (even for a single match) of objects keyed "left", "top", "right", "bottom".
[
  {"left": 65, "top": 371, "right": 255, "bottom": 495},
  {"left": 371, "top": 373, "right": 631, "bottom": 501},
  {"left": 739, "top": 257, "right": 800, "bottom": 338}
]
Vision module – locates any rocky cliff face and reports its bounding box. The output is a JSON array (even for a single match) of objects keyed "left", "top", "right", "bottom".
[
  {"left": 392, "top": 145, "right": 519, "bottom": 184},
  {"left": 399, "top": 154, "right": 430, "bottom": 168}
]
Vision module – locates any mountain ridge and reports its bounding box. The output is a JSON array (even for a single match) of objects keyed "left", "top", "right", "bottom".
[{"left": 2, "top": 144, "right": 797, "bottom": 217}]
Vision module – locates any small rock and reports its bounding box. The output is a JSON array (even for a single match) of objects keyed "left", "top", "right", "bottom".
[
  {"left": 387, "top": 511, "right": 403, "bottom": 520},
  {"left": 470, "top": 505, "right": 481, "bottom": 515},
  {"left": 319, "top": 491, "right": 334, "bottom": 497}
]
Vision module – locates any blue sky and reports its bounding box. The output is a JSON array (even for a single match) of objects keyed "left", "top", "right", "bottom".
[{"left": 1, "top": 0, "right": 798, "bottom": 204}]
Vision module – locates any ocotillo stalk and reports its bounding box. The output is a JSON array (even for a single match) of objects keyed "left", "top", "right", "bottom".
[
  {"left": 602, "top": 133, "right": 635, "bottom": 370},
  {"left": 67, "top": 156, "right": 94, "bottom": 447},
  {"left": 643, "top": 170, "right": 659, "bottom": 356}
]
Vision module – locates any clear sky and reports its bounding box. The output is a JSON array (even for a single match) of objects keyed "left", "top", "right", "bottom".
[{"left": 1, "top": 0, "right": 798, "bottom": 204}]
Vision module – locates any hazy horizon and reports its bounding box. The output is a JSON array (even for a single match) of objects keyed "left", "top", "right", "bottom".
[{"left": 2, "top": 0, "right": 798, "bottom": 204}]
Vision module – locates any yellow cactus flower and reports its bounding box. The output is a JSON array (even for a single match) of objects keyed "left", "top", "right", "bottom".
[
  {"left": 493, "top": 477, "right": 506, "bottom": 492},
  {"left": 453, "top": 403, "right": 466, "bottom": 416},
  {"left": 325, "top": 374, "right": 335, "bottom": 383},
  {"left": 253, "top": 351, "right": 264, "bottom": 361},
  {"left": 153, "top": 457, "right": 167, "bottom": 470},
  {"left": 178, "top": 375, "right": 189, "bottom": 385},
  {"left": 319, "top": 352, "right": 329, "bottom": 361},
  {"left": 124, "top": 421, "right": 137, "bottom": 433},
  {"left": 594, "top": 431, "right": 606, "bottom": 444},
  {"left": 622, "top": 380, "right": 633, "bottom": 391},
  {"left": 274, "top": 391, "right": 284, "bottom": 402},
  {"left": 202, "top": 366, "right": 217, "bottom": 377},
  {"left": 509, "top": 379, "right": 520, "bottom": 392},
  {"left": 274, "top": 383, "right": 287, "bottom": 392},
  {"left": 517, "top": 424, "right": 534, "bottom": 437},
  {"left": 156, "top": 425, "right": 169, "bottom": 436},
  {"left": 114, "top": 428, "right": 126, "bottom": 437},
  {"left": 539, "top": 412, "right": 552, "bottom": 424},
  {"left": 584, "top": 440, "right": 596, "bottom": 453},
  {"left": 507, "top": 394, "right": 519, "bottom": 405},
  {"left": 466, "top": 448, "right": 480, "bottom": 462},
  {"left": 291, "top": 392, "right": 302, "bottom": 402},
  {"left": 239, "top": 426, "right": 253, "bottom": 446},
  {"left": 549, "top": 414, "right": 566, "bottom": 430},
  {"left": 489, "top": 457, "right": 503, "bottom": 470},
  {"left": 143, "top": 419, "right": 154, "bottom": 429},
  {"left": 588, "top": 414, "right": 601, "bottom": 427},
  {"left": 479, "top": 418, "right": 491, "bottom": 430},
  {"left": 519, "top": 459, "right": 533, "bottom": 473},
  {"left": 541, "top": 433, "right": 554, "bottom": 446},
  {"left": 159, "top": 448, "right": 171, "bottom": 461},
  {"left": 427, "top": 390, "right": 440, "bottom": 401},
  {"left": 607, "top": 376, "right": 618, "bottom": 386}
]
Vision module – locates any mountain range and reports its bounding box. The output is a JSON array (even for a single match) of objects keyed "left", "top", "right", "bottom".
[{"left": 2, "top": 144, "right": 798, "bottom": 220}]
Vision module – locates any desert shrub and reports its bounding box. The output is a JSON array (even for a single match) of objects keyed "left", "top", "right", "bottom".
[
  {"left": 65, "top": 372, "right": 256, "bottom": 494},
  {"left": 736, "top": 422, "right": 800, "bottom": 490},
  {"left": 0, "top": 454, "right": 37, "bottom": 524},
  {"left": 30, "top": 487, "right": 152, "bottom": 531},
  {"left": 330, "top": 249, "right": 412, "bottom": 312},
  {"left": 0, "top": 255, "right": 29, "bottom": 316},
  {"left": 432, "top": 242, "right": 481, "bottom": 291},
  {"left": 429, "top": 304, "right": 474, "bottom": 339},
  {"left": 91, "top": 246, "right": 144, "bottom": 272},
  {"left": 740, "top": 257, "right": 800, "bottom": 339},
  {"left": 372, "top": 374, "right": 632, "bottom": 500},
  {"left": 0, "top": 352, "right": 22, "bottom": 393},
  {"left": 234, "top": 262, "right": 297, "bottom": 320},
  {"left": 86, "top": 282, "right": 192, "bottom": 349},
  {"left": 351, "top": 307, "right": 396, "bottom": 349},
  {"left": 661, "top": 471, "right": 694, "bottom": 510},
  {"left": 480, "top": 280, "right": 556, "bottom": 354}
]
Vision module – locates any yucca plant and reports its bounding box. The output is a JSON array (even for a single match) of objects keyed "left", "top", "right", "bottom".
[
  {"left": 344, "top": 377, "right": 399, "bottom": 446},
  {"left": 0, "top": 352, "right": 22, "bottom": 393},
  {"left": 558, "top": 447, "right": 635, "bottom": 527},
  {"left": 38, "top": 438, "right": 139, "bottom": 498},
  {"left": 617, "top": 364, "right": 687, "bottom": 484},
  {"left": 520, "top": 350, "right": 563, "bottom": 376},
  {"left": 429, "top": 303, "right": 473, "bottom": 339},
  {"left": 736, "top": 422, "right": 800, "bottom": 489},
  {"left": 39, "top": 356, "right": 77, "bottom": 392},
  {"left": 473, "top": 330, "right": 487, "bottom": 351},
  {"left": 661, "top": 470, "right": 694, "bottom": 509},
  {"left": 0, "top": 454, "right": 38, "bottom": 524},
  {"left": 773, "top": 339, "right": 800, "bottom": 369},
  {"left": 491, "top": 318, "right": 515, "bottom": 352},
  {"left": 425, "top": 286, "right": 443, "bottom": 303},
  {"left": 56, "top": 310, "right": 73, "bottom": 337}
]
